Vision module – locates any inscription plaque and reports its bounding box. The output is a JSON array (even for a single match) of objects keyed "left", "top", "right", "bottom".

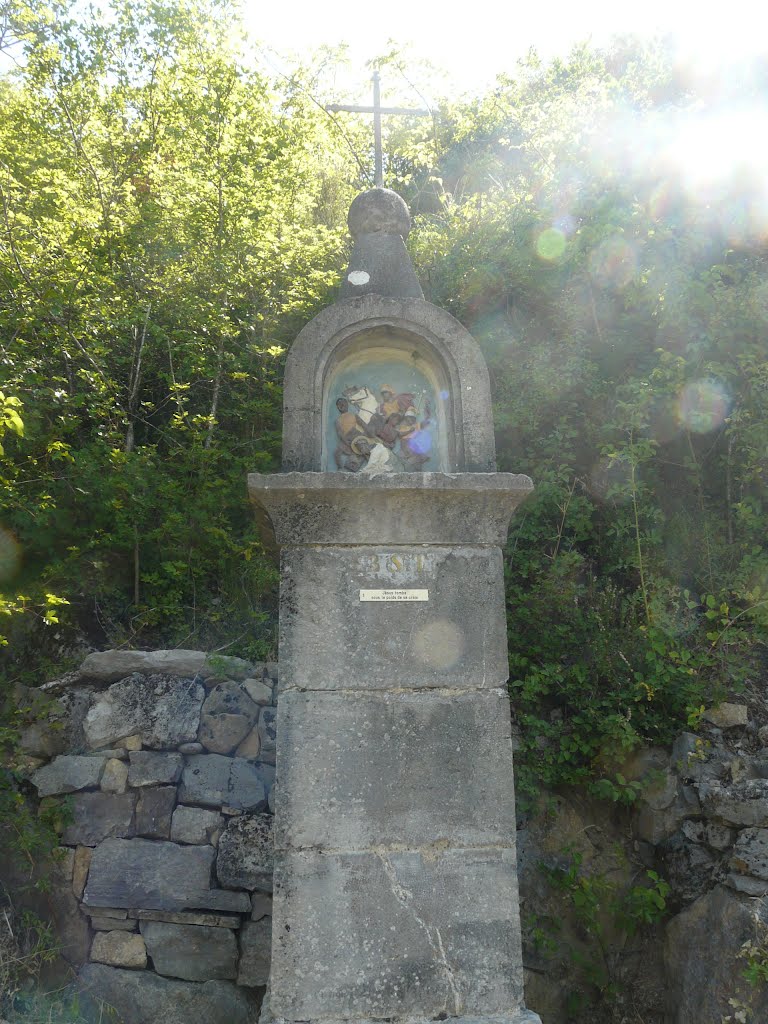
[{"left": 359, "top": 589, "right": 429, "bottom": 602}]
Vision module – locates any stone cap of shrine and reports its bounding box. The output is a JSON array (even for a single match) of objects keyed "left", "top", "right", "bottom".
[
  {"left": 248, "top": 471, "right": 533, "bottom": 547},
  {"left": 340, "top": 188, "right": 423, "bottom": 301}
]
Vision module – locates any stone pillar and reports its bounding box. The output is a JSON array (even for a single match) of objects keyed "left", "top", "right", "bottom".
[{"left": 249, "top": 187, "right": 541, "bottom": 1024}]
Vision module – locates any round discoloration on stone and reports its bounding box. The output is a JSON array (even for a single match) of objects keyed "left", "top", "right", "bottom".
[{"left": 348, "top": 188, "right": 411, "bottom": 239}]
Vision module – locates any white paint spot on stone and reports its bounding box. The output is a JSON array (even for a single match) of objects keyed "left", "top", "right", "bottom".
[{"left": 347, "top": 270, "right": 370, "bottom": 286}]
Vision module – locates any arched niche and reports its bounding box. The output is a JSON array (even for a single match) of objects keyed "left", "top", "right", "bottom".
[
  {"left": 321, "top": 326, "right": 453, "bottom": 473},
  {"left": 281, "top": 295, "right": 496, "bottom": 473}
]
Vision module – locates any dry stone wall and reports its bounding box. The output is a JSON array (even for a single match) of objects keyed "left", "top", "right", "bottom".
[
  {"left": 13, "top": 652, "right": 768, "bottom": 1024},
  {"left": 16, "top": 650, "right": 278, "bottom": 1024}
]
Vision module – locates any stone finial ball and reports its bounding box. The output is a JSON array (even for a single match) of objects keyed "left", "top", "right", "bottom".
[{"left": 348, "top": 188, "right": 411, "bottom": 239}]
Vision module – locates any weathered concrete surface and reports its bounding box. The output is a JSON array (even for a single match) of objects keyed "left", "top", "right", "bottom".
[
  {"left": 271, "top": 847, "right": 525, "bottom": 1021},
  {"left": 83, "top": 838, "right": 250, "bottom": 913},
  {"left": 79, "top": 963, "right": 257, "bottom": 1024},
  {"left": 279, "top": 545, "right": 510, "bottom": 691},
  {"left": 249, "top": 472, "right": 532, "bottom": 547},
  {"left": 140, "top": 921, "right": 238, "bottom": 981},
  {"left": 276, "top": 689, "right": 516, "bottom": 850}
]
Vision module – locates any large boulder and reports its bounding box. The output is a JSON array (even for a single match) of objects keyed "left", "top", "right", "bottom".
[
  {"left": 83, "top": 674, "right": 205, "bottom": 750},
  {"left": 665, "top": 884, "right": 768, "bottom": 1023},
  {"left": 78, "top": 963, "right": 257, "bottom": 1024}
]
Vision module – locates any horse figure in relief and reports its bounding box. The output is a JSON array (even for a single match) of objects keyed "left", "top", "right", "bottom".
[{"left": 342, "top": 384, "right": 379, "bottom": 424}]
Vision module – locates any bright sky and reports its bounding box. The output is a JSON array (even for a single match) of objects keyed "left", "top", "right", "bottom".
[{"left": 241, "top": 0, "right": 765, "bottom": 100}]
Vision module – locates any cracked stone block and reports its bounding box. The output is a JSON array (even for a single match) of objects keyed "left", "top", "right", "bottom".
[
  {"left": 270, "top": 846, "right": 524, "bottom": 1021},
  {"left": 140, "top": 921, "right": 238, "bottom": 981},
  {"left": 276, "top": 689, "right": 516, "bottom": 851}
]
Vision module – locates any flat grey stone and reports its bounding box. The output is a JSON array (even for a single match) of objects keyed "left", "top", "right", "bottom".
[
  {"left": 90, "top": 931, "right": 147, "bottom": 968},
  {"left": 258, "top": 707, "right": 277, "bottom": 764},
  {"left": 700, "top": 780, "right": 768, "bottom": 827},
  {"left": 140, "top": 921, "right": 237, "bottom": 981},
  {"left": 178, "top": 741, "right": 204, "bottom": 754},
  {"left": 61, "top": 791, "right": 136, "bottom": 846},
  {"left": 217, "top": 814, "right": 273, "bottom": 892},
  {"left": 276, "top": 689, "right": 516, "bottom": 851},
  {"left": 135, "top": 786, "right": 176, "bottom": 839},
  {"left": 89, "top": 916, "right": 138, "bottom": 932},
  {"left": 79, "top": 963, "right": 257, "bottom": 1024},
  {"left": 79, "top": 649, "right": 209, "bottom": 683},
  {"left": 179, "top": 753, "right": 268, "bottom": 811},
  {"left": 703, "top": 702, "right": 749, "bottom": 728},
  {"left": 730, "top": 827, "right": 768, "bottom": 880},
  {"left": 128, "top": 751, "right": 183, "bottom": 787},
  {"left": 170, "top": 805, "right": 225, "bottom": 845},
  {"left": 270, "top": 846, "right": 524, "bottom": 1021},
  {"left": 237, "top": 918, "right": 271, "bottom": 987},
  {"left": 726, "top": 873, "right": 768, "bottom": 896},
  {"left": 277, "top": 544, "right": 510, "bottom": 690},
  {"left": 83, "top": 838, "right": 250, "bottom": 913},
  {"left": 129, "top": 909, "right": 240, "bottom": 928},
  {"left": 84, "top": 673, "right": 205, "bottom": 750},
  {"left": 31, "top": 755, "right": 105, "bottom": 796}
]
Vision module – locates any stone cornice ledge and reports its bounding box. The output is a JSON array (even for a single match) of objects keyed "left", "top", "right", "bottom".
[{"left": 248, "top": 471, "right": 534, "bottom": 547}]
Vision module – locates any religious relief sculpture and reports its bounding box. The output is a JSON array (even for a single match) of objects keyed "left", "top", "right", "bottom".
[{"left": 333, "top": 382, "right": 434, "bottom": 474}]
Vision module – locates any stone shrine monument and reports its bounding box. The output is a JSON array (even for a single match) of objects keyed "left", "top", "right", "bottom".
[{"left": 249, "top": 187, "right": 541, "bottom": 1024}]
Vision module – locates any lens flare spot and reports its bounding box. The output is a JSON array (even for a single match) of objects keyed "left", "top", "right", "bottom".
[
  {"left": 411, "top": 619, "right": 464, "bottom": 670},
  {"left": 589, "top": 237, "right": 637, "bottom": 291},
  {"left": 0, "top": 526, "right": 21, "bottom": 583},
  {"left": 677, "top": 379, "right": 731, "bottom": 434},
  {"left": 536, "top": 228, "right": 566, "bottom": 262}
]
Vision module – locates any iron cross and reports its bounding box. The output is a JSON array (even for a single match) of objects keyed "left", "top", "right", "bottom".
[{"left": 326, "top": 71, "right": 433, "bottom": 188}]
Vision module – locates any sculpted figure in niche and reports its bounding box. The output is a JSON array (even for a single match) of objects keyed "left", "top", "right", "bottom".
[{"left": 333, "top": 383, "right": 433, "bottom": 473}]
